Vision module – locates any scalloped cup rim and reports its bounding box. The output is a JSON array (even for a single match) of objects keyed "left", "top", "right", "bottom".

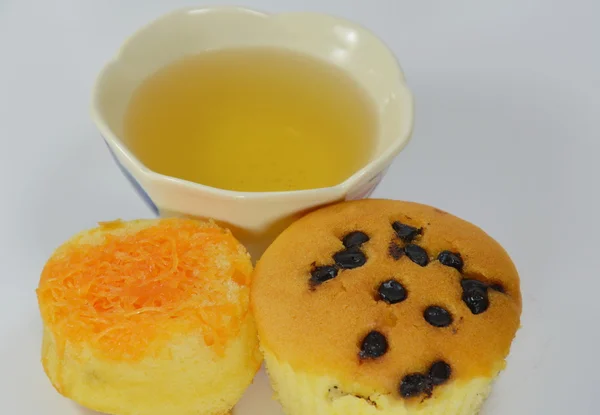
[{"left": 90, "top": 5, "right": 414, "bottom": 200}]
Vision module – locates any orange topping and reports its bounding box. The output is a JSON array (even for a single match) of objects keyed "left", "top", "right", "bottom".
[{"left": 36, "top": 218, "right": 252, "bottom": 361}]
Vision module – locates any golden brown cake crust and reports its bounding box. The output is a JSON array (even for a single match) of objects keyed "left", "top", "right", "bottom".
[{"left": 251, "top": 199, "right": 522, "bottom": 396}]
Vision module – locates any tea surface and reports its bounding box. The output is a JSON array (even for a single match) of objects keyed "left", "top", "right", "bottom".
[{"left": 123, "top": 47, "right": 377, "bottom": 192}]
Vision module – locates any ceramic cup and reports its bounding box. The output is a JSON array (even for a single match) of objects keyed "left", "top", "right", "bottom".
[{"left": 91, "top": 6, "right": 414, "bottom": 257}]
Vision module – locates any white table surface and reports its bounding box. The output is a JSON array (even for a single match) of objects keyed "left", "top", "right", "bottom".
[{"left": 1, "top": 1, "right": 599, "bottom": 414}]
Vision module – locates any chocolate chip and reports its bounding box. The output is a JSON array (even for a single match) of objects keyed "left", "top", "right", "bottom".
[
  {"left": 334, "top": 247, "right": 367, "bottom": 269},
  {"left": 437, "top": 251, "right": 463, "bottom": 271},
  {"left": 359, "top": 331, "right": 388, "bottom": 359},
  {"left": 310, "top": 266, "right": 338, "bottom": 286},
  {"left": 392, "top": 222, "right": 422, "bottom": 243},
  {"left": 342, "top": 231, "right": 370, "bottom": 248},
  {"left": 404, "top": 244, "right": 429, "bottom": 266},
  {"left": 388, "top": 242, "right": 404, "bottom": 260},
  {"left": 378, "top": 279, "right": 407, "bottom": 304},
  {"left": 490, "top": 283, "right": 505, "bottom": 293},
  {"left": 461, "top": 279, "right": 489, "bottom": 314},
  {"left": 399, "top": 373, "right": 433, "bottom": 398},
  {"left": 461, "top": 279, "right": 488, "bottom": 292},
  {"left": 428, "top": 361, "right": 451, "bottom": 385},
  {"left": 423, "top": 306, "right": 453, "bottom": 327}
]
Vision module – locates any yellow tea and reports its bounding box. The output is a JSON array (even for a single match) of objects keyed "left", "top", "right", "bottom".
[{"left": 123, "top": 47, "right": 377, "bottom": 192}]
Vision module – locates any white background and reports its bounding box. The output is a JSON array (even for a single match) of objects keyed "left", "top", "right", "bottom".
[{"left": 1, "top": 1, "right": 599, "bottom": 414}]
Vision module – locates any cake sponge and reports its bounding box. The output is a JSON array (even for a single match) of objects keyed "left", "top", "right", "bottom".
[{"left": 37, "top": 218, "right": 262, "bottom": 415}]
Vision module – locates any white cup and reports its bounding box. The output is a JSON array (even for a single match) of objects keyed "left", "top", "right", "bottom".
[{"left": 91, "top": 6, "right": 414, "bottom": 257}]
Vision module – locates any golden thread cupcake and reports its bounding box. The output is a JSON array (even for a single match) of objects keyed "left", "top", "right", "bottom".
[
  {"left": 36, "top": 218, "right": 262, "bottom": 415},
  {"left": 251, "top": 199, "right": 522, "bottom": 415}
]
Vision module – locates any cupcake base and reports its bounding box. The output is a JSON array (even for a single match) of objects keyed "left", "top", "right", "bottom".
[
  {"left": 41, "top": 316, "right": 261, "bottom": 415},
  {"left": 263, "top": 349, "right": 496, "bottom": 415}
]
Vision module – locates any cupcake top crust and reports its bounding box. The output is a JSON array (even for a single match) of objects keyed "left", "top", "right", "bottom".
[
  {"left": 251, "top": 199, "right": 522, "bottom": 399},
  {"left": 37, "top": 218, "right": 253, "bottom": 362}
]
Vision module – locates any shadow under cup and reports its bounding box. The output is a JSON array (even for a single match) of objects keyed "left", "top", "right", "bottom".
[{"left": 92, "top": 7, "right": 414, "bottom": 260}]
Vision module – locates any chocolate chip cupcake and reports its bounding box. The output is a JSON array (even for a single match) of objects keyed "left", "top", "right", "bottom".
[{"left": 251, "top": 199, "right": 521, "bottom": 415}]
